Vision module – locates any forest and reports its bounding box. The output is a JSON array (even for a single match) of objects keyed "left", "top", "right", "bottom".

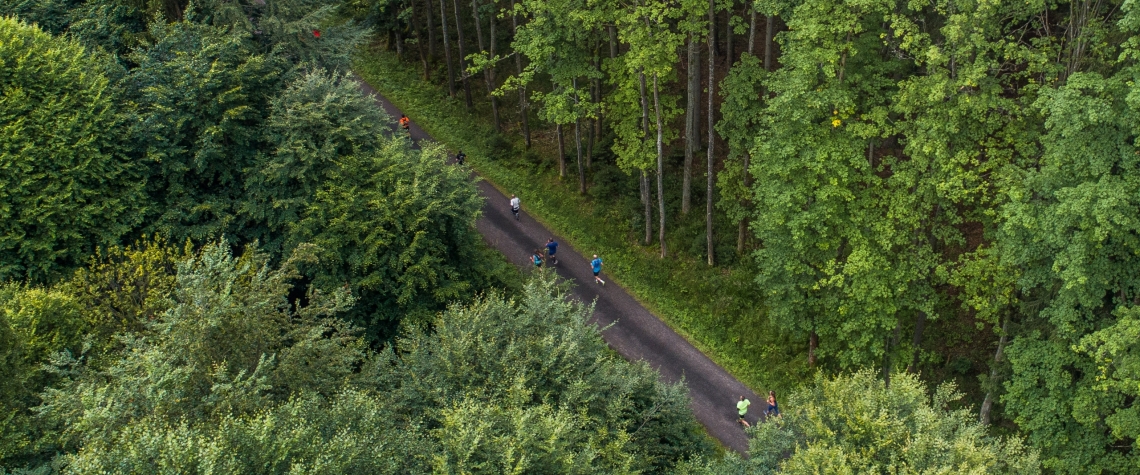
[{"left": 0, "top": 0, "right": 1136, "bottom": 473}]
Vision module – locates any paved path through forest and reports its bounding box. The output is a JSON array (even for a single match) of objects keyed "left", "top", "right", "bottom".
[{"left": 356, "top": 78, "right": 762, "bottom": 453}]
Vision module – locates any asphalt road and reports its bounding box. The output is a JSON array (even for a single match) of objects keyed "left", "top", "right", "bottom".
[{"left": 356, "top": 77, "right": 763, "bottom": 453}]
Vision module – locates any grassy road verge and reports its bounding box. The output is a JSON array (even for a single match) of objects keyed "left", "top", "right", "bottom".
[{"left": 355, "top": 48, "right": 805, "bottom": 393}]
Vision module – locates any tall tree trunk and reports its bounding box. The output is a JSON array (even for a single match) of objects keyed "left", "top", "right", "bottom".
[
  {"left": 425, "top": 0, "right": 436, "bottom": 59},
  {"left": 557, "top": 124, "right": 566, "bottom": 178},
  {"left": 510, "top": 0, "right": 530, "bottom": 147},
  {"left": 725, "top": 3, "right": 733, "bottom": 65},
  {"left": 573, "top": 78, "right": 586, "bottom": 194},
  {"left": 706, "top": 0, "right": 717, "bottom": 266},
  {"left": 737, "top": 150, "right": 750, "bottom": 254},
  {"left": 641, "top": 172, "right": 652, "bottom": 244},
  {"left": 608, "top": 25, "right": 618, "bottom": 59},
  {"left": 764, "top": 15, "right": 774, "bottom": 71},
  {"left": 489, "top": 4, "right": 500, "bottom": 128},
  {"left": 748, "top": 6, "right": 756, "bottom": 55},
  {"left": 980, "top": 314, "right": 1010, "bottom": 425},
  {"left": 587, "top": 53, "right": 598, "bottom": 169},
  {"left": 471, "top": 0, "right": 500, "bottom": 131},
  {"left": 575, "top": 116, "right": 586, "bottom": 193},
  {"left": 591, "top": 57, "right": 602, "bottom": 168},
  {"left": 452, "top": 0, "right": 473, "bottom": 109},
  {"left": 586, "top": 119, "right": 595, "bottom": 169},
  {"left": 639, "top": 70, "right": 653, "bottom": 246},
  {"left": 737, "top": 8, "right": 756, "bottom": 254},
  {"left": 883, "top": 323, "right": 901, "bottom": 388},
  {"left": 394, "top": 29, "right": 404, "bottom": 57},
  {"left": 907, "top": 311, "right": 928, "bottom": 373},
  {"left": 411, "top": 2, "right": 430, "bottom": 79},
  {"left": 652, "top": 73, "right": 667, "bottom": 258},
  {"left": 440, "top": 0, "right": 456, "bottom": 97},
  {"left": 683, "top": 33, "right": 699, "bottom": 216},
  {"left": 808, "top": 330, "right": 818, "bottom": 367}
]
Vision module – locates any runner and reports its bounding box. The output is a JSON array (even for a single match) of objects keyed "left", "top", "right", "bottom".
[
  {"left": 591, "top": 254, "right": 605, "bottom": 285},
  {"left": 545, "top": 238, "right": 559, "bottom": 265},
  {"left": 509, "top": 194, "right": 520, "bottom": 221},
  {"left": 532, "top": 249, "right": 544, "bottom": 268},
  {"left": 399, "top": 114, "right": 410, "bottom": 134},
  {"left": 737, "top": 396, "right": 752, "bottom": 428},
  {"left": 455, "top": 150, "right": 466, "bottom": 166},
  {"left": 766, "top": 391, "right": 780, "bottom": 417}
]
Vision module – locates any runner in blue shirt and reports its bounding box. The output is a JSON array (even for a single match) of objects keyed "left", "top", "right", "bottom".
[
  {"left": 545, "top": 238, "right": 559, "bottom": 265},
  {"left": 591, "top": 255, "right": 604, "bottom": 286}
]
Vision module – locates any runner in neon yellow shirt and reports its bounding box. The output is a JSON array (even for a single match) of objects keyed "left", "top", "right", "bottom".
[{"left": 737, "top": 395, "right": 751, "bottom": 428}]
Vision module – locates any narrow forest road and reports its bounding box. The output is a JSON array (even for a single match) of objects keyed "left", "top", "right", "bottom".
[{"left": 356, "top": 78, "right": 762, "bottom": 454}]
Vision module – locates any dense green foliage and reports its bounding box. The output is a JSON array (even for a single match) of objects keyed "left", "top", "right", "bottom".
[
  {"left": 4, "top": 243, "right": 708, "bottom": 472},
  {"left": 6, "top": 0, "right": 1140, "bottom": 470},
  {"left": 0, "top": 17, "right": 143, "bottom": 283},
  {"left": 0, "top": 1, "right": 541, "bottom": 469},
  {"left": 0, "top": 1, "right": 513, "bottom": 339},
  {"left": 685, "top": 371, "right": 1039, "bottom": 474}
]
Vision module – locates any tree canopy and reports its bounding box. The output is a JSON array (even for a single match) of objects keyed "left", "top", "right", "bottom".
[{"left": 0, "top": 16, "right": 144, "bottom": 284}]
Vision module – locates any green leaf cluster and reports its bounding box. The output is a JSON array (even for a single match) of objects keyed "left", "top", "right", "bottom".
[
  {"left": 0, "top": 16, "right": 145, "bottom": 284},
  {"left": 684, "top": 370, "right": 1039, "bottom": 474},
  {"left": 4, "top": 242, "right": 708, "bottom": 472}
]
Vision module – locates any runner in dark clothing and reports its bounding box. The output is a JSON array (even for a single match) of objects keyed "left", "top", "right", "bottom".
[
  {"left": 545, "top": 238, "right": 559, "bottom": 265},
  {"left": 455, "top": 150, "right": 466, "bottom": 166}
]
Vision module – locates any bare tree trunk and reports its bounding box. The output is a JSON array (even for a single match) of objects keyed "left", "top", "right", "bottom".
[
  {"left": 573, "top": 78, "right": 586, "bottom": 194},
  {"left": 557, "top": 124, "right": 566, "bottom": 178},
  {"left": 683, "top": 33, "right": 699, "bottom": 216},
  {"left": 736, "top": 7, "right": 758, "bottom": 255},
  {"left": 884, "top": 324, "right": 901, "bottom": 388},
  {"left": 725, "top": 3, "right": 733, "bottom": 65},
  {"left": 411, "top": 2, "right": 430, "bottom": 79},
  {"left": 440, "top": 0, "right": 456, "bottom": 97},
  {"left": 642, "top": 172, "right": 652, "bottom": 244},
  {"left": 639, "top": 70, "right": 653, "bottom": 246},
  {"left": 748, "top": 6, "right": 756, "bottom": 55},
  {"left": 575, "top": 117, "right": 586, "bottom": 193},
  {"left": 764, "top": 15, "right": 774, "bottom": 71},
  {"left": 425, "top": 0, "right": 436, "bottom": 59},
  {"left": 706, "top": 0, "right": 716, "bottom": 266},
  {"left": 586, "top": 120, "right": 595, "bottom": 169},
  {"left": 452, "top": 0, "right": 473, "bottom": 109},
  {"left": 510, "top": 0, "right": 530, "bottom": 148},
  {"left": 808, "top": 330, "right": 818, "bottom": 367},
  {"left": 980, "top": 314, "right": 1010, "bottom": 425},
  {"left": 907, "top": 311, "right": 928, "bottom": 373},
  {"left": 737, "top": 149, "right": 750, "bottom": 254},
  {"left": 652, "top": 73, "right": 667, "bottom": 258},
  {"left": 591, "top": 63, "right": 602, "bottom": 168},
  {"left": 394, "top": 29, "right": 405, "bottom": 57},
  {"left": 471, "top": 0, "right": 500, "bottom": 131},
  {"left": 608, "top": 25, "right": 618, "bottom": 58},
  {"left": 489, "top": 1, "right": 500, "bottom": 130}
]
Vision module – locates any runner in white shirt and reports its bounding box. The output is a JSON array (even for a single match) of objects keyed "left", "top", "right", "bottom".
[{"left": 509, "top": 194, "right": 520, "bottom": 221}]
